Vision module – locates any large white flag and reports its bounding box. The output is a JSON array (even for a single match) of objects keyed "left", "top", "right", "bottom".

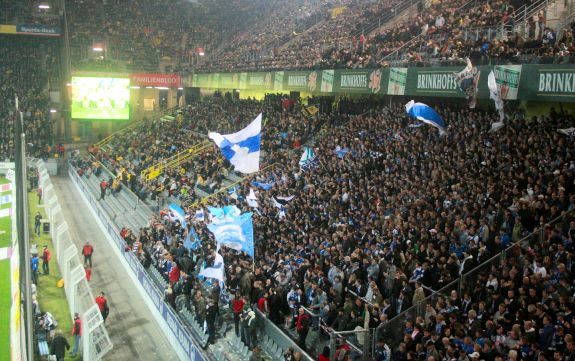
[
  {"left": 209, "top": 113, "right": 261, "bottom": 174},
  {"left": 488, "top": 71, "right": 505, "bottom": 132},
  {"left": 199, "top": 251, "right": 225, "bottom": 284}
]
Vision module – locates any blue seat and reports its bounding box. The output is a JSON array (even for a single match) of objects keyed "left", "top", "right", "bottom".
[{"left": 38, "top": 340, "right": 49, "bottom": 356}]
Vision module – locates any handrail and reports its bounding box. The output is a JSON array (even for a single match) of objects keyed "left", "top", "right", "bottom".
[
  {"left": 140, "top": 140, "right": 214, "bottom": 181},
  {"left": 87, "top": 153, "right": 144, "bottom": 207}
]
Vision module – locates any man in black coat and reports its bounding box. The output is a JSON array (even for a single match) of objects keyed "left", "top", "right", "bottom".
[{"left": 50, "top": 329, "right": 70, "bottom": 361}]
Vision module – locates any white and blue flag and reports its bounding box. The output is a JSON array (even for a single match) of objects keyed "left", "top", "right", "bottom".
[
  {"left": 207, "top": 212, "right": 254, "bottom": 258},
  {"left": 208, "top": 205, "right": 242, "bottom": 223},
  {"left": 198, "top": 251, "right": 225, "bottom": 284},
  {"left": 184, "top": 225, "right": 202, "bottom": 251},
  {"left": 405, "top": 100, "right": 447, "bottom": 136},
  {"left": 299, "top": 147, "right": 318, "bottom": 171},
  {"left": 195, "top": 209, "right": 205, "bottom": 222},
  {"left": 168, "top": 203, "right": 188, "bottom": 230},
  {"left": 209, "top": 113, "right": 262, "bottom": 174}
]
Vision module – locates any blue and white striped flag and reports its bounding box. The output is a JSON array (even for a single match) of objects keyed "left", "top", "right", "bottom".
[
  {"left": 405, "top": 100, "right": 446, "bottom": 136},
  {"left": 209, "top": 113, "right": 262, "bottom": 174}
]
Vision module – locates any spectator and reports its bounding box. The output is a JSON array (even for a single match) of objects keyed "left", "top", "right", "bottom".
[
  {"left": 50, "top": 329, "right": 70, "bottom": 361},
  {"left": 95, "top": 292, "right": 109, "bottom": 323},
  {"left": 82, "top": 241, "right": 94, "bottom": 267},
  {"left": 41, "top": 245, "right": 51, "bottom": 275},
  {"left": 71, "top": 313, "right": 82, "bottom": 357}
]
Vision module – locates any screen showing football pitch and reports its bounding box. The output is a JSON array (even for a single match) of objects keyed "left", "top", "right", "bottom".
[{"left": 71, "top": 77, "right": 130, "bottom": 120}]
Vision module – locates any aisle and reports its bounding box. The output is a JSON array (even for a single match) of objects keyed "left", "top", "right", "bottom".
[{"left": 50, "top": 174, "right": 178, "bottom": 361}]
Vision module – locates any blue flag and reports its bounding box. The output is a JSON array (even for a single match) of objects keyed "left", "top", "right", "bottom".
[
  {"left": 207, "top": 212, "right": 254, "bottom": 258},
  {"left": 184, "top": 224, "right": 202, "bottom": 251},
  {"left": 405, "top": 100, "right": 446, "bottom": 135},
  {"left": 251, "top": 181, "right": 274, "bottom": 190},
  {"left": 168, "top": 203, "right": 188, "bottom": 230}
]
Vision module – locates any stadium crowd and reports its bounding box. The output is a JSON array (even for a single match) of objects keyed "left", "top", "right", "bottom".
[
  {"left": 60, "top": 0, "right": 575, "bottom": 72},
  {"left": 0, "top": 36, "right": 57, "bottom": 161},
  {"left": 76, "top": 95, "right": 575, "bottom": 359}
]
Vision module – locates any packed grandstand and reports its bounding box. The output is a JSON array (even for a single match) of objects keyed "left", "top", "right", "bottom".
[{"left": 1, "top": 0, "right": 575, "bottom": 361}]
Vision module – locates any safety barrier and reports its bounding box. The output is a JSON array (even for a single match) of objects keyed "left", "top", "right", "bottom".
[{"left": 34, "top": 159, "right": 113, "bottom": 361}]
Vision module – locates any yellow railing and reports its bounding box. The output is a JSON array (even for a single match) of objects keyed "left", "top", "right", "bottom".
[
  {"left": 140, "top": 140, "right": 214, "bottom": 182},
  {"left": 192, "top": 162, "right": 278, "bottom": 206}
]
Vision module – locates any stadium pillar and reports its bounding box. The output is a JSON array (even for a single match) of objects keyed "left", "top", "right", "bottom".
[{"left": 15, "top": 112, "right": 34, "bottom": 361}]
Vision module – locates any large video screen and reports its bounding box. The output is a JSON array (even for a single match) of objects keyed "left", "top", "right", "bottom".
[{"left": 71, "top": 77, "right": 130, "bottom": 120}]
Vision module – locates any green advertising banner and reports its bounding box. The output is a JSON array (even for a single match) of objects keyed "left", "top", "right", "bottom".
[
  {"left": 185, "top": 65, "right": 575, "bottom": 102},
  {"left": 407, "top": 67, "right": 463, "bottom": 97},
  {"left": 387, "top": 68, "right": 407, "bottom": 95},
  {"left": 520, "top": 65, "right": 575, "bottom": 101},
  {"left": 284, "top": 71, "right": 320, "bottom": 93},
  {"left": 333, "top": 69, "right": 384, "bottom": 94}
]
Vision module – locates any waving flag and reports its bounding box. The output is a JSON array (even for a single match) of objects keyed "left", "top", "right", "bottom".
[
  {"left": 299, "top": 147, "right": 318, "bottom": 171},
  {"left": 405, "top": 100, "right": 446, "bottom": 135},
  {"left": 208, "top": 205, "right": 241, "bottom": 224},
  {"left": 488, "top": 71, "right": 505, "bottom": 132},
  {"left": 208, "top": 212, "right": 254, "bottom": 258},
  {"left": 454, "top": 58, "right": 480, "bottom": 109},
  {"left": 251, "top": 181, "right": 274, "bottom": 190},
  {"left": 184, "top": 224, "right": 202, "bottom": 251},
  {"left": 335, "top": 146, "right": 349, "bottom": 159},
  {"left": 558, "top": 128, "right": 575, "bottom": 137},
  {"left": 198, "top": 251, "right": 225, "bottom": 284},
  {"left": 195, "top": 209, "right": 205, "bottom": 222},
  {"left": 168, "top": 203, "right": 188, "bottom": 230},
  {"left": 246, "top": 189, "right": 258, "bottom": 208},
  {"left": 209, "top": 113, "right": 262, "bottom": 174}
]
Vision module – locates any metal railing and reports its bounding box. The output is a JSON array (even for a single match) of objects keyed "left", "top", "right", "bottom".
[
  {"left": 35, "top": 159, "right": 113, "bottom": 361},
  {"left": 139, "top": 139, "right": 213, "bottom": 182}
]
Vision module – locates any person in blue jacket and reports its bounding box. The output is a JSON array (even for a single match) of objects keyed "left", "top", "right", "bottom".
[{"left": 31, "top": 254, "right": 39, "bottom": 284}]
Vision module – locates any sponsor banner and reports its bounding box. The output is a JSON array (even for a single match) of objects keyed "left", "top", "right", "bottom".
[
  {"left": 273, "top": 71, "right": 284, "bottom": 91},
  {"left": 243, "top": 72, "right": 271, "bottom": 90},
  {"left": 130, "top": 73, "right": 181, "bottom": 87},
  {"left": 16, "top": 24, "right": 60, "bottom": 36},
  {"left": 69, "top": 166, "right": 206, "bottom": 361},
  {"left": 334, "top": 69, "right": 384, "bottom": 93},
  {"left": 284, "top": 71, "right": 319, "bottom": 92},
  {"left": 321, "top": 70, "right": 334, "bottom": 93},
  {"left": 188, "top": 65, "right": 575, "bottom": 102},
  {"left": 239, "top": 73, "right": 248, "bottom": 89},
  {"left": 1, "top": 24, "right": 60, "bottom": 36},
  {"left": 527, "top": 66, "right": 575, "bottom": 100},
  {"left": 0, "top": 24, "right": 16, "bottom": 34},
  {"left": 387, "top": 68, "right": 407, "bottom": 95},
  {"left": 408, "top": 67, "right": 463, "bottom": 97},
  {"left": 493, "top": 65, "right": 522, "bottom": 100}
]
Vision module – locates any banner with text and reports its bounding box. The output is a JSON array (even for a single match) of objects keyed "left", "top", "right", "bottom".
[
  {"left": 130, "top": 73, "right": 182, "bottom": 88},
  {"left": 185, "top": 65, "right": 575, "bottom": 102}
]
